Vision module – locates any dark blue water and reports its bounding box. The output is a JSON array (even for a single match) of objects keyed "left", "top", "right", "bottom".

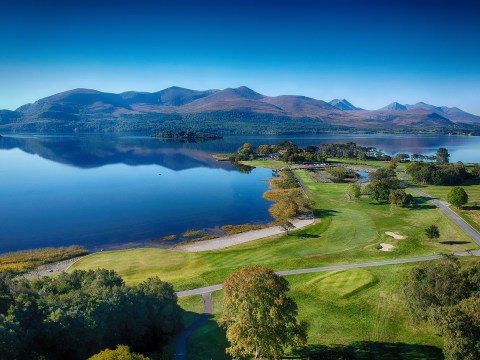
[{"left": 1, "top": 133, "right": 479, "bottom": 252}]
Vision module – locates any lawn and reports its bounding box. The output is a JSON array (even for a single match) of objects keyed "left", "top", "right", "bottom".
[
  {"left": 413, "top": 179, "right": 480, "bottom": 231},
  {"left": 175, "top": 263, "right": 451, "bottom": 359},
  {"left": 71, "top": 171, "right": 477, "bottom": 291}
]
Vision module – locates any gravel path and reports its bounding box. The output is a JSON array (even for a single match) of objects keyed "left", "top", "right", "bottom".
[
  {"left": 176, "top": 216, "right": 314, "bottom": 252},
  {"left": 22, "top": 256, "right": 87, "bottom": 280}
]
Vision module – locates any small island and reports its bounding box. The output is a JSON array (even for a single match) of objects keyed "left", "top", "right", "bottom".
[{"left": 152, "top": 130, "right": 222, "bottom": 142}]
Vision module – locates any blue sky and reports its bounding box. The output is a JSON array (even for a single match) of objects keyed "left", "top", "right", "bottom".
[{"left": 1, "top": 0, "right": 479, "bottom": 113}]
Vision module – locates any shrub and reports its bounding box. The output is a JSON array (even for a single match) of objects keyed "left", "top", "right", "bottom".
[
  {"left": 425, "top": 225, "right": 440, "bottom": 239},
  {"left": 447, "top": 187, "right": 468, "bottom": 208}
]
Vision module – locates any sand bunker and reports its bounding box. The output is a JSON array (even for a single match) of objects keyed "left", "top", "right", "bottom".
[
  {"left": 379, "top": 243, "right": 394, "bottom": 251},
  {"left": 385, "top": 231, "right": 406, "bottom": 240}
]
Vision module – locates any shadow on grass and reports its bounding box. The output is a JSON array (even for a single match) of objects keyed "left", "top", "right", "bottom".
[
  {"left": 439, "top": 241, "right": 471, "bottom": 245},
  {"left": 290, "top": 341, "right": 442, "bottom": 360},
  {"left": 297, "top": 234, "right": 320, "bottom": 239},
  {"left": 410, "top": 196, "right": 437, "bottom": 210},
  {"left": 313, "top": 209, "right": 339, "bottom": 218},
  {"left": 187, "top": 317, "right": 230, "bottom": 360},
  {"left": 463, "top": 205, "right": 480, "bottom": 211}
]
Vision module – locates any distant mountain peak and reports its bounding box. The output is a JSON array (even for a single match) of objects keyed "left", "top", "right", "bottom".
[
  {"left": 230, "top": 86, "right": 264, "bottom": 99},
  {"left": 329, "top": 99, "right": 362, "bottom": 111},
  {"left": 380, "top": 102, "right": 407, "bottom": 111}
]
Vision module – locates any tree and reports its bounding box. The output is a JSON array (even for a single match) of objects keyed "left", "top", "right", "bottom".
[
  {"left": 404, "top": 258, "right": 480, "bottom": 359},
  {"left": 0, "top": 270, "right": 183, "bottom": 359},
  {"left": 368, "top": 167, "right": 396, "bottom": 181},
  {"left": 436, "top": 147, "right": 450, "bottom": 164},
  {"left": 269, "top": 189, "right": 312, "bottom": 222},
  {"left": 279, "top": 221, "right": 295, "bottom": 234},
  {"left": 389, "top": 189, "right": 414, "bottom": 206},
  {"left": 367, "top": 178, "right": 402, "bottom": 202},
  {"left": 220, "top": 266, "right": 307, "bottom": 359},
  {"left": 430, "top": 296, "right": 480, "bottom": 360},
  {"left": 471, "top": 164, "right": 480, "bottom": 178},
  {"left": 425, "top": 225, "right": 440, "bottom": 239},
  {"left": 393, "top": 153, "right": 410, "bottom": 162},
  {"left": 403, "top": 256, "right": 468, "bottom": 322},
  {"left": 345, "top": 183, "right": 361, "bottom": 200},
  {"left": 447, "top": 186, "right": 468, "bottom": 208},
  {"left": 88, "top": 345, "right": 150, "bottom": 360},
  {"left": 257, "top": 144, "right": 272, "bottom": 157}
]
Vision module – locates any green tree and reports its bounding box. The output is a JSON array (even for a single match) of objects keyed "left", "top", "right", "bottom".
[
  {"left": 472, "top": 164, "right": 480, "bottom": 178},
  {"left": 447, "top": 186, "right": 468, "bottom": 208},
  {"left": 0, "top": 270, "right": 182, "bottom": 359},
  {"left": 367, "top": 178, "right": 402, "bottom": 202},
  {"left": 425, "top": 225, "right": 440, "bottom": 239},
  {"left": 368, "top": 167, "right": 397, "bottom": 181},
  {"left": 345, "top": 183, "right": 361, "bottom": 200},
  {"left": 220, "top": 266, "right": 307, "bottom": 359},
  {"left": 389, "top": 189, "right": 414, "bottom": 206},
  {"left": 436, "top": 147, "right": 450, "bottom": 164},
  {"left": 403, "top": 256, "right": 470, "bottom": 321},
  {"left": 430, "top": 296, "right": 480, "bottom": 360},
  {"left": 88, "top": 345, "right": 150, "bottom": 360}
]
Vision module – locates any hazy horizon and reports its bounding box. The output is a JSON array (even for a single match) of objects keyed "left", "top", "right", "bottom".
[{"left": 1, "top": 0, "right": 479, "bottom": 114}]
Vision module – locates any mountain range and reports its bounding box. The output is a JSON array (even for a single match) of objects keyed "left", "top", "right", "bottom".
[{"left": 1, "top": 86, "right": 479, "bottom": 134}]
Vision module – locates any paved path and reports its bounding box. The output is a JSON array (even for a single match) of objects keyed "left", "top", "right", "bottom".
[
  {"left": 177, "top": 216, "right": 314, "bottom": 252},
  {"left": 175, "top": 292, "right": 213, "bottom": 360},
  {"left": 175, "top": 251, "right": 480, "bottom": 298},
  {"left": 400, "top": 172, "right": 480, "bottom": 246}
]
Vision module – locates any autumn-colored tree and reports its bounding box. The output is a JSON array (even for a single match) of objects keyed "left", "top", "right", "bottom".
[
  {"left": 88, "top": 345, "right": 149, "bottom": 360},
  {"left": 220, "top": 266, "right": 307, "bottom": 359},
  {"left": 269, "top": 189, "right": 311, "bottom": 222},
  {"left": 257, "top": 144, "right": 272, "bottom": 157}
]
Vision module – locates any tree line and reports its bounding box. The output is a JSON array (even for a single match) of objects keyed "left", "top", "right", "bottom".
[{"left": 0, "top": 269, "right": 183, "bottom": 359}]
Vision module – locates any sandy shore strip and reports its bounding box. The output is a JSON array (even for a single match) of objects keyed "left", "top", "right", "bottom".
[
  {"left": 22, "top": 256, "right": 87, "bottom": 280},
  {"left": 176, "top": 216, "right": 314, "bottom": 252}
]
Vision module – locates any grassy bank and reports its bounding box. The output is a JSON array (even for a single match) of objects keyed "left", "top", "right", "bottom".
[{"left": 0, "top": 246, "right": 88, "bottom": 272}]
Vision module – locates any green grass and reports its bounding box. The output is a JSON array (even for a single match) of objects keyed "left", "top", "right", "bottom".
[
  {"left": 175, "top": 264, "right": 447, "bottom": 359},
  {"left": 71, "top": 171, "right": 477, "bottom": 292},
  {"left": 417, "top": 179, "right": 480, "bottom": 203},
  {"left": 413, "top": 179, "right": 480, "bottom": 231},
  {"left": 287, "top": 264, "right": 443, "bottom": 359}
]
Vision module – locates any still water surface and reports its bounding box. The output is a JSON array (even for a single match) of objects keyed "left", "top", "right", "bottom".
[{"left": 1, "top": 133, "right": 479, "bottom": 252}]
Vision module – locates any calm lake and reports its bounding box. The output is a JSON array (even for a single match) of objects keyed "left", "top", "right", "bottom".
[{"left": 1, "top": 133, "right": 480, "bottom": 253}]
